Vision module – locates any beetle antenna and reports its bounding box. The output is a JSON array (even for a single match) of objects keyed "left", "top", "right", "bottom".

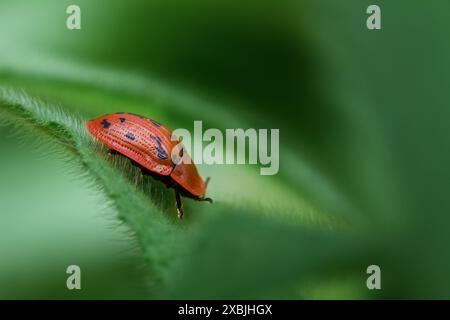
[{"left": 205, "top": 177, "right": 211, "bottom": 188}]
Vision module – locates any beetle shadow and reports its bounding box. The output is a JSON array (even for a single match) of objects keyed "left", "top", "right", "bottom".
[{"left": 103, "top": 148, "right": 175, "bottom": 215}]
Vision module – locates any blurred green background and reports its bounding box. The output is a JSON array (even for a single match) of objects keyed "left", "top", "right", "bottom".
[{"left": 0, "top": 0, "right": 449, "bottom": 299}]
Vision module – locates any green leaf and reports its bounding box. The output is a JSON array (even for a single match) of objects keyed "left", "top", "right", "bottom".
[{"left": 0, "top": 84, "right": 355, "bottom": 298}]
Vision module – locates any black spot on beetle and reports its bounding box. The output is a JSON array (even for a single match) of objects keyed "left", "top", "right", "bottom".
[
  {"left": 101, "top": 119, "right": 111, "bottom": 129},
  {"left": 125, "top": 133, "right": 136, "bottom": 140},
  {"left": 157, "top": 148, "right": 168, "bottom": 160},
  {"left": 127, "top": 112, "right": 145, "bottom": 119},
  {"left": 149, "top": 134, "right": 162, "bottom": 143},
  {"left": 119, "top": 117, "right": 126, "bottom": 123},
  {"left": 149, "top": 134, "right": 168, "bottom": 160},
  {"left": 150, "top": 119, "right": 161, "bottom": 127}
]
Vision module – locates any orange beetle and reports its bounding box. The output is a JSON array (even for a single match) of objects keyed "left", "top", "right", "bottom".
[{"left": 86, "top": 112, "right": 212, "bottom": 219}]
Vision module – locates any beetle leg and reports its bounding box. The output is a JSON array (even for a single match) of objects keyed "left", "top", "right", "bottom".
[
  {"left": 175, "top": 190, "right": 184, "bottom": 219},
  {"left": 202, "top": 178, "right": 213, "bottom": 203},
  {"left": 107, "top": 149, "right": 118, "bottom": 156},
  {"left": 140, "top": 167, "right": 149, "bottom": 176}
]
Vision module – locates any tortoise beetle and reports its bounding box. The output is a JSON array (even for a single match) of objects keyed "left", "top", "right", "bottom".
[{"left": 87, "top": 112, "right": 212, "bottom": 219}]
